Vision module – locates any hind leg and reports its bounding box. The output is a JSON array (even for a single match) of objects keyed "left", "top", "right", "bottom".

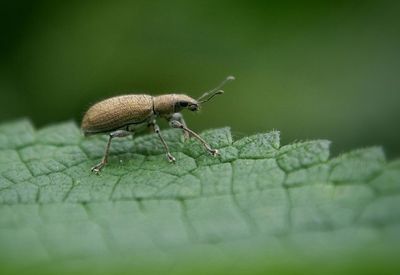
[{"left": 91, "top": 130, "right": 131, "bottom": 174}]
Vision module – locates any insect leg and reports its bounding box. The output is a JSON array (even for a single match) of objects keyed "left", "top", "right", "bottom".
[
  {"left": 91, "top": 130, "right": 131, "bottom": 174},
  {"left": 149, "top": 122, "right": 176, "bottom": 163},
  {"left": 169, "top": 120, "right": 219, "bottom": 156},
  {"left": 170, "top": 113, "right": 190, "bottom": 139}
]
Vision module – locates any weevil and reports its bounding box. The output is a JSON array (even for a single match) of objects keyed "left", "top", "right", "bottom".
[{"left": 81, "top": 76, "right": 235, "bottom": 173}]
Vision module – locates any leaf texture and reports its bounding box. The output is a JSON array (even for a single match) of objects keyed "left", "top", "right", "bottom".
[{"left": 0, "top": 119, "right": 399, "bottom": 274}]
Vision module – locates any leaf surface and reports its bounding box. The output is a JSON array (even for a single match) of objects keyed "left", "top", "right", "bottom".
[{"left": 0, "top": 119, "right": 399, "bottom": 274}]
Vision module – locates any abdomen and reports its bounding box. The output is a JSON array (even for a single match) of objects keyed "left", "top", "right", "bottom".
[{"left": 81, "top": 94, "right": 153, "bottom": 135}]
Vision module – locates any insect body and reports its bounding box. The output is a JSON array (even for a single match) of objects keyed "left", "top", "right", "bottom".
[{"left": 81, "top": 76, "right": 235, "bottom": 173}]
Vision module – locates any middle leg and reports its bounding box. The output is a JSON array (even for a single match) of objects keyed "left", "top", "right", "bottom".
[{"left": 149, "top": 121, "right": 176, "bottom": 163}]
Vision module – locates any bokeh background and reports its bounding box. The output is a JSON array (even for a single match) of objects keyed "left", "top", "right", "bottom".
[{"left": 1, "top": 0, "right": 399, "bottom": 157}]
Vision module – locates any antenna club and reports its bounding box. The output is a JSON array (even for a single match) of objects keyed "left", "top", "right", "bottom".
[{"left": 196, "top": 76, "right": 234, "bottom": 103}]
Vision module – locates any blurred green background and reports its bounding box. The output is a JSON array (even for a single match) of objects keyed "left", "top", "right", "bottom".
[{"left": 1, "top": 0, "right": 399, "bottom": 157}]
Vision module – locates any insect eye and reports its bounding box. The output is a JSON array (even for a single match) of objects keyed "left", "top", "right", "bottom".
[{"left": 179, "top": 101, "right": 188, "bottom": 107}]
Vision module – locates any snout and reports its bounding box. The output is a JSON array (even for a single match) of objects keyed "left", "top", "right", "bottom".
[{"left": 188, "top": 104, "right": 199, "bottom": 111}]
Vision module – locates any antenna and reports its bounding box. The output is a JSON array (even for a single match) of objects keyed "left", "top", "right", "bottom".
[{"left": 197, "top": 75, "right": 235, "bottom": 104}]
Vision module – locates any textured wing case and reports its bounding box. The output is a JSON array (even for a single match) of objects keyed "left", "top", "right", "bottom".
[{"left": 81, "top": 95, "right": 153, "bottom": 135}]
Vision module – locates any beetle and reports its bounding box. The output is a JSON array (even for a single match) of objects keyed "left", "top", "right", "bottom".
[{"left": 81, "top": 76, "right": 235, "bottom": 173}]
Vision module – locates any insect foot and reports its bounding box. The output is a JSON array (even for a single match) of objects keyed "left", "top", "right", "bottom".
[
  {"left": 166, "top": 153, "right": 176, "bottom": 163},
  {"left": 91, "top": 162, "right": 105, "bottom": 174},
  {"left": 209, "top": 148, "right": 220, "bottom": 157}
]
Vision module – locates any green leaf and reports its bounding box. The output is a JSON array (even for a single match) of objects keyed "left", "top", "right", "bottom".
[{"left": 0, "top": 119, "right": 399, "bottom": 274}]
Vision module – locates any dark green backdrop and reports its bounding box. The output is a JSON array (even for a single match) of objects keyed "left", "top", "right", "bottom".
[{"left": 1, "top": 0, "right": 399, "bottom": 157}]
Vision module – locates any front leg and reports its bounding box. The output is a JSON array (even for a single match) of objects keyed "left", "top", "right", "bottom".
[
  {"left": 149, "top": 121, "right": 176, "bottom": 163},
  {"left": 169, "top": 120, "right": 219, "bottom": 156},
  {"left": 170, "top": 113, "right": 190, "bottom": 140}
]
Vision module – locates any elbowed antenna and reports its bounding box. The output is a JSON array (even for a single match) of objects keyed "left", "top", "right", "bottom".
[{"left": 197, "top": 75, "right": 235, "bottom": 104}]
